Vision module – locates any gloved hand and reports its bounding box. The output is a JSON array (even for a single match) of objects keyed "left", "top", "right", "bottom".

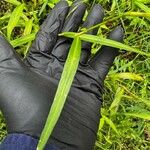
[{"left": 0, "top": 0, "right": 124, "bottom": 149}]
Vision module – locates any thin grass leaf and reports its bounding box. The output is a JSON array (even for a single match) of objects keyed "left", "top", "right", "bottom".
[
  {"left": 38, "top": 0, "right": 48, "bottom": 16},
  {"left": 134, "top": 1, "right": 150, "bottom": 13},
  {"left": 60, "top": 32, "right": 150, "bottom": 57},
  {"left": 125, "top": 106, "right": 150, "bottom": 120},
  {"left": 22, "top": 14, "right": 29, "bottom": 22},
  {"left": 7, "top": 4, "right": 24, "bottom": 40},
  {"left": 102, "top": 115, "right": 118, "bottom": 134},
  {"left": 137, "top": 0, "right": 150, "bottom": 4},
  {"left": 23, "top": 19, "right": 33, "bottom": 36},
  {"left": 50, "top": 0, "right": 59, "bottom": 3},
  {"left": 125, "top": 112, "right": 150, "bottom": 120},
  {"left": 10, "top": 33, "right": 35, "bottom": 48},
  {"left": 111, "top": 0, "right": 117, "bottom": 11},
  {"left": 124, "top": 12, "right": 150, "bottom": 17},
  {"left": 99, "top": 118, "right": 105, "bottom": 130},
  {"left": 37, "top": 37, "right": 81, "bottom": 150},
  {"left": 0, "top": 14, "right": 11, "bottom": 21},
  {"left": 4, "top": 0, "right": 21, "bottom": 5},
  {"left": 109, "top": 87, "right": 124, "bottom": 115},
  {"left": 110, "top": 73, "right": 143, "bottom": 81},
  {"left": 139, "top": 98, "right": 150, "bottom": 108}
]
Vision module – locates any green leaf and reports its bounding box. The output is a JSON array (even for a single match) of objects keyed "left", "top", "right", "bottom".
[
  {"left": 0, "top": 14, "right": 11, "bottom": 21},
  {"left": 38, "top": 0, "right": 48, "bottom": 16},
  {"left": 99, "top": 118, "right": 105, "bottom": 130},
  {"left": 136, "top": 0, "right": 150, "bottom": 4},
  {"left": 125, "top": 106, "right": 150, "bottom": 120},
  {"left": 135, "top": 1, "right": 150, "bottom": 13},
  {"left": 110, "top": 73, "right": 143, "bottom": 81},
  {"left": 124, "top": 12, "right": 150, "bottom": 17},
  {"left": 37, "top": 37, "right": 81, "bottom": 150},
  {"left": 7, "top": 4, "right": 24, "bottom": 40},
  {"left": 139, "top": 98, "right": 150, "bottom": 108},
  {"left": 4, "top": 0, "right": 21, "bottom": 5},
  {"left": 10, "top": 33, "right": 35, "bottom": 48},
  {"left": 23, "top": 19, "right": 33, "bottom": 36},
  {"left": 109, "top": 87, "right": 124, "bottom": 115},
  {"left": 102, "top": 115, "right": 119, "bottom": 134},
  {"left": 60, "top": 32, "right": 150, "bottom": 57}
]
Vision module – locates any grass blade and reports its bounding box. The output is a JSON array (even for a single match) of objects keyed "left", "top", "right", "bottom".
[
  {"left": 4, "top": 0, "right": 21, "bottom": 5},
  {"left": 10, "top": 33, "right": 35, "bottom": 48},
  {"left": 37, "top": 37, "right": 81, "bottom": 150},
  {"left": 134, "top": 1, "right": 150, "bottom": 13},
  {"left": 125, "top": 106, "right": 150, "bottom": 120},
  {"left": 109, "top": 87, "right": 124, "bottom": 115},
  {"left": 99, "top": 118, "right": 105, "bottom": 130},
  {"left": 38, "top": 0, "right": 48, "bottom": 16},
  {"left": 125, "top": 112, "right": 150, "bottom": 120},
  {"left": 23, "top": 19, "right": 33, "bottom": 36},
  {"left": 60, "top": 32, "right": 150, "bottom": 57},
  {"left": 110, "top": 73, "right": 143, "bottom": 81},
  {"left": 7, "top": 4, "right": 24, "bottom": 40},
  {"left": 102, "top": 115, "right": 118, "bottom": 134}
]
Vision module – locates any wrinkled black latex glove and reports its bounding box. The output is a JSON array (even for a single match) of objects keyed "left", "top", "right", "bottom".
[{"left": 0, "top": 0, "right": 124, "bottom": 149}]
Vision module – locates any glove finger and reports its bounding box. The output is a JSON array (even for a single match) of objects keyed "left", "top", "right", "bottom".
[
  {"left": 52, "top": 0, "right": 86, "bottom": 60},
  {"left": 0, "top": 34, "right": 22, "bottom": 69},
  {"left": 80, "top": 4, "right": 104, "bottom": 64},
  {"left": 89, "top": 26, "right": 124, "bottom": 81},
  {"left": 27, "top": 1, "right": 69, "bottom": 56}
]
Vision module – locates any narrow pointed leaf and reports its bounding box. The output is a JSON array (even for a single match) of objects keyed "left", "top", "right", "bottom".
[
  {"left": 24, "top": 19, "right": 33, "bottom": 36},
  {"left": 134, "top": 1, "right": 150, "bottom": 13},
  {"left": 109, "top": 87, "right": 124, "bottom": 114},
  {"left": 110, "top": 73, "right": 143, "bottom": 81},
  {"left": 60, "top": 32, "right": 150, "bottom": 57},
  {"left": 39, "top": 0, "right": 48, "bottom": 16},
  {"left": 125, "top": 112, "right": 150, "bottom": 120},
  {"left": 4, "top": 0, "right": 21, "bottom": 5},
  {"left": 125, "top": 106, "right": 150, "bottom": 120},
  {"left": 7, "top": 4, "right": 24, "bottom": 40},
  {"left": 10, "top": 33, "right": 35, "bottom": 48},
  {"left": 99, "top": 118, "right": 105, "bottom": 130},
  {"left": 37, "top": 37, "right": 81, "bottom": 150},
  {"left": 102, "top": 115, "right": 118, "bottom": 134}
]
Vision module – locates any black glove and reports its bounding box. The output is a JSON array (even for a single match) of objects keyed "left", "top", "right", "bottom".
[{"left": 0, "top": 0, "right": 124, "bottom": 149}]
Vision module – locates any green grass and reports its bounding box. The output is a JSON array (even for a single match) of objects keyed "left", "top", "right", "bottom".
[{"left": 0, "top": 0, "right": 150, "bottom": 149}]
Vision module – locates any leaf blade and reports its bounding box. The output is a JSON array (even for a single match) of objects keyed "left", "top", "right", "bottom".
[
  {"left": 7, "top": 4, "right": 24, "bottom": 40},
  {"left": 60, "top": 32, "right": 150, "bottom": 57},
  {"left": 37, "top": 37, "right": 81, "bottom": 150},
  {"left": 102, "top": 115, "right": 119, "bottom": 134},
  {"left": 10, "top": 33, "right": 35, "bottom": 48},
  {"left": 4, "top": 0, "right": 21, "bottom": 5}
]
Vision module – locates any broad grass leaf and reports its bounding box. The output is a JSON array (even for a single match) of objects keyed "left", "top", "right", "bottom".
[
  {"left": 4, "top": 0, "right": 21, "bottom": 5},
  {"left": 110, "top": 73, "right": 143, "bottom": 81},
  {"left": 109, "top": 87, "right": 124, "bottom": 115},
  {"left": 37, "top": 37, "right": 81, "bottom": 150},
  {"left": 60, "top": 32, "right": 150, "bottom": 57},
  {"left": 7, "top": 4, "right": 24, "bottom": 40},
  {"left": 10, "top": 33, "right": 35, "bottom": 48},
  {"left": 102, "top": 115, "right": 118, "bottom": 134}
]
